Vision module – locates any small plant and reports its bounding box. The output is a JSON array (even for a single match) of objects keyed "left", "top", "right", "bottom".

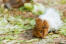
[
  {"left": 24, "top": 3, "right": 34, "bottom": 11},
  {"left": 59, "top": 24, "right": 66, "bottom": 36},
  {"left": 60, "top": 0, "right": 66, "bottom": 4},
  {"left": 19, "top": 3, "right": 45, "bottom": 15}
]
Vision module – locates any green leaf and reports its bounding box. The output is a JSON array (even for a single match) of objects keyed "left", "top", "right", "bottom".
[
  {"left": 24, "top": 3, "right": 34, "bottom": 11},
  {"left": 60, "top": 0, "right": 66, "bottom": 4}
]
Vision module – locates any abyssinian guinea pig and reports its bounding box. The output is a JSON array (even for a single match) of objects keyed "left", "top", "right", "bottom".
[
  {"left": 3, "top": 0, "right": 31, "bottom": 8},
  {"left": 33, "top": 8, "right": 63, "bottom": 38}
]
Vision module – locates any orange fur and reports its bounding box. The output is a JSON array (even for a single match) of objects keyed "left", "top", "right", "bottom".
[
  {"left": 3, "top": 0, "right": 31, "bottom": 8},
  {"left": 33, "top": 18, "right": 49, "bottom": 38}
]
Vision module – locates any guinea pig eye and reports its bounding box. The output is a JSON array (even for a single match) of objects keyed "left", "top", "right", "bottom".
[{"left": 39, "top": 30, "right": 43, "bottom": 33}]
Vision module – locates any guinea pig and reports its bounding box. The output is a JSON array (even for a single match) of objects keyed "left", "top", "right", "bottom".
[
  {"left": 3, "top": 0, "right": 31, "bottom": 8},
  {"left": 33, "top": 8, "right": 63, "bottom": 38}
]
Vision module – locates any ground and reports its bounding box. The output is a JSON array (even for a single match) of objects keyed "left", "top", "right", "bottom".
[{"left": 0, "top": 0, "right": 66, "bottom": 44}]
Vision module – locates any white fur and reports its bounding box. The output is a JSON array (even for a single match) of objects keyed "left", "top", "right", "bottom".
[{"left": 39, "top": 8, "right": 63, "bottom": 31}]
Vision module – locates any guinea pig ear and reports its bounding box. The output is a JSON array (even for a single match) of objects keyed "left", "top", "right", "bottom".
[
  {"left": 35, "top": 18, "right": 42, "bottom": 24},
  {"left": 43, "top": 20, "right": 49, "bottom": 28}
]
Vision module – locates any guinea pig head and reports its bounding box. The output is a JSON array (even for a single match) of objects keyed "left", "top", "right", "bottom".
[{"left": 33, "top": 18, "right": 49, "bottom": 38}]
